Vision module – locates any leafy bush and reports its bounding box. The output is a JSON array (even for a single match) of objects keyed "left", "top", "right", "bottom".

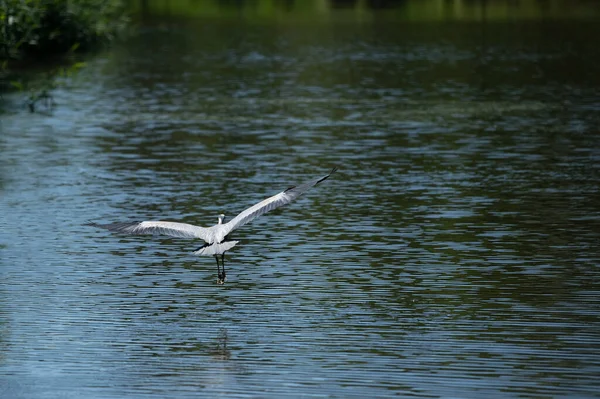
[{"left": 0, "top": 0, "right": 128, "bottom": 60}]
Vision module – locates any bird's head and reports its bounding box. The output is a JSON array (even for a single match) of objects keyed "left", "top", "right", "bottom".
[{"left": 218, "top": 214, "right": 226, "bottom": 224}]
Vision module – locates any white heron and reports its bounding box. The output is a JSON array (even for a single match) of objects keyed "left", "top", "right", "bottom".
[{"left": 87, "top": 168, "right": 337, "bottom": 284}]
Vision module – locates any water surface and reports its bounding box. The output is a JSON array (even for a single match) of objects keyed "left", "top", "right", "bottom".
[{"left": 1, "top": 2, "right": 600, "bottom": 398}]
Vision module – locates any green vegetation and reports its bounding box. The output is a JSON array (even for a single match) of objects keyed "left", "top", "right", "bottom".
[
  {"left": 1, "top": 0, "right": 128, "bottom": 111},
  {"left": 1, "top": 0, "right": 127, "bottom": 59},
  {"left": 130, "top": 0, "right": 600, "bottom": 22}
]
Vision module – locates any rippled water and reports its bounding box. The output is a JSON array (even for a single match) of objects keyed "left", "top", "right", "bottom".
[{"left": 2, "top": 7, "right": 600, "bottom": 399}]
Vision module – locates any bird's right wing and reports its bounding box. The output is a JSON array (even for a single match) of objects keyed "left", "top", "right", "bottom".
[
  {"left": 86, "top": 221, "right": 209, "bottom": 240},
  {"left": 221, "top": 167, "right": 337, "bottom": 236}
]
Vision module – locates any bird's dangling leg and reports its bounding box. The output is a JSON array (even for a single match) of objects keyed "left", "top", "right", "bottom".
[
  {"left": 216, "top": 254, "right": 226, "bottom": 285},
  {"left": 221, "top": 254, "right": 226, "bottom": 282},
  {"left": 215, "top": 255, "right": 224, "bottom": 285}
]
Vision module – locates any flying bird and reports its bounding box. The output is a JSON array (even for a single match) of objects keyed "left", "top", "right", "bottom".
[{"left": 87, "top": 168, "right": 337, "bottom": 284}]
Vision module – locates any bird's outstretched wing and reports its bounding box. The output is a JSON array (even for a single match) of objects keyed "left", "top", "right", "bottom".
[
  {"left": 86, "top": 221, "right": 209, "bottom": 240},
  {"left": 221, "top": 167, "right": 337, "bottom": 236}
]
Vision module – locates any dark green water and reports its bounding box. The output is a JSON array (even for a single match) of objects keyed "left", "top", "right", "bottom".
[{"left": 1, "top": 2, "right": 600, "bottom": 398}]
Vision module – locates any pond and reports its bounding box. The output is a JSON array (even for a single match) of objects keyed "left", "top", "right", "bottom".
[{"left": 1, "top": 1, "right": 600, "bottom": 398}]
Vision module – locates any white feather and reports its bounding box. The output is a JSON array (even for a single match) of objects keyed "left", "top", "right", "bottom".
[{"left": 87, "top": 168, "right": 336, "bottom": 258}]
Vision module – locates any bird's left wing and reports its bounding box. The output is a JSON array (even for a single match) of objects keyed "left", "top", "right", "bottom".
[
  {"left": 86, "top": 221, "right": 209, "bottom": 240},
  {"left": 221, "top": 167, "right": 337, "bottom": 236}
]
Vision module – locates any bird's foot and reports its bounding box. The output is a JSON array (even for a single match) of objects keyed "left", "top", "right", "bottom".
[{"left": 217, "top": 273, "right": 226, "bottom": 285}]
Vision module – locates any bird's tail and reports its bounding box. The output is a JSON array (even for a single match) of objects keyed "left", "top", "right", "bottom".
[{"left": 193, "top": 241, "right": 239, "bottom": 256}]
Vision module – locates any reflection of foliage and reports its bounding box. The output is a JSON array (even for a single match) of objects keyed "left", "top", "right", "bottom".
[{"left": 9, "top": 61, "right": 86, "bottom": 113}]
